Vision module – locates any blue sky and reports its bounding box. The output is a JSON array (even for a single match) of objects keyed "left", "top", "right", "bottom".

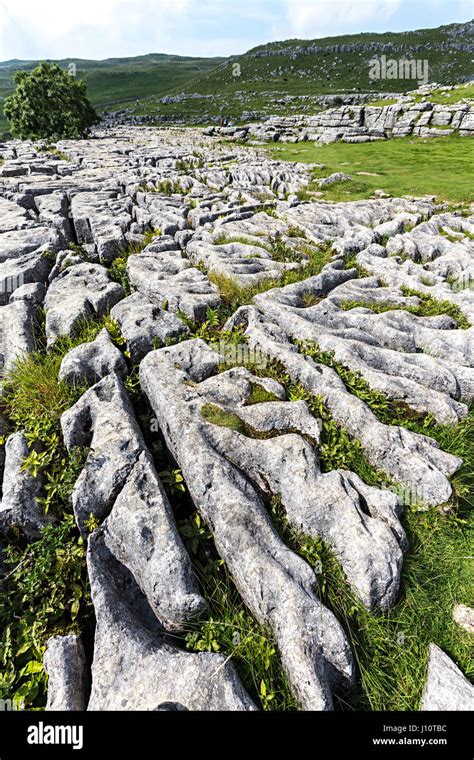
[{"left": 0, "top": 0, "right": 472, "bottom": 61}]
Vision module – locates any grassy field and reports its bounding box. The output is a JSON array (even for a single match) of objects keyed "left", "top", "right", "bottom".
[
  {"left": 267, "top": 135, "right": 474, "bottom": 204},
  {"left": 412, "top": 83, "right": 474, "bottom": 105}
]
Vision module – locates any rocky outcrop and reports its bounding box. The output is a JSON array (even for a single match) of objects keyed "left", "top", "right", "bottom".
[
  {"left": 61, "top": 372, "right": 205, "bottom": 631},
  {"left": 140, "top": 340, "right": 356, "bottom": 709},
  {"left": 244, "top": 102, "right": 474, "bottom": 143},
  {"left": 0, "top": 432, "right": 49, "bottom": 540},
  {"left": 101, "top": 450, "right": 206, "bottom": 630},
  {"left": 0, "top": 126, "right": 471, "bottom": 713},
  {"left": 126, "top": 247, "right": 221, "bottom": 322},
  {"left": 59, "top": 327, "right": 128, "bottom": 385},
  {"left": 44, "top": 263, "right": 124, "bottom": 345},
  {"left": 110, "top": 292, "right": 187, "bottom": 361},
  {"left": 86, "top": 533, "right": 255, "bottom": 711}
]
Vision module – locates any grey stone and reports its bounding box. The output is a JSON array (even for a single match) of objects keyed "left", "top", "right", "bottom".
[
  {"left": 44, "top": 635, "right": 89, "bottom": 711},
  {"left": 453, "top": 604, "right": 474, "bottom": 635},
  {"left": 0, "top": 250, "right": 53, "bottom": 306},
  {"left": 9, "top": 282, "right": 46, "bottom": 305},
  {"left": 420, "top": 644, "right": 474, "bottom": 711},
  {"left": 86, "top": 533, "right": 256, "bottom": 711},
  {"left": 140, "top": 340, "right": 355, "bottom": 710},
  {"left": 44, "top": 263, "right": 124, "bottom": 345},
  {"left": 61, "top": 373, "right": 146, "bottom": 532},
  {"left": 0, "top": 298, "right": 38, "bottom": 374},
  {"left": 102, "top": 450, "right": 205, "bottom": 630},
  {"left": 126, "top": 250, "right": 220, "bottom": 322},
  {"left": 0, "top": 432, "right": 49, "bottom": 540},
  {"left": 226, "top": 302, "right": 461, "bottom": 507},
  {"left": 110, "top": 292, "right": 187, "bottom": 362},
  {"left": 318, "top": 172, "right": 352, "bottom": 187},
  {"left": 59, "top": 328, "right": 128, "bottom": 385}
]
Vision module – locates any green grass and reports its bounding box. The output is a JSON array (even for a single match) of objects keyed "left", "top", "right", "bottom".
[
  {"left": 365, "top": 98, "right": 399, "bottom": 107},
  {"left": 0, "top": 320, "right": 118, "bottom": 708},
  {"left": 179, "top": 511, "right": 298, "bottom": 710},
  {"left": 0, "top": 515, "right": 92, "bottom": 709},
  {"left": 340, "top": 290, "right": 471, "bottom": 330},
  {"left": 200, "top": 402, "right": 247, "bottom": 434},
  {"left": 273, "top": 496, "right": 473, "bottom": 711},
  {"left": 412, "top": 83, "right": 474, "bottom": 105},
  {"left": 267, "top": 135, "right": 474, "bottom": 204},
  {"left": 0, "top": 55, "right": 223, "bottom": 125},
  {"left": 194, "top": 348, "right": 473, "bottom": 710},
  {"left": 246, "top": 382, "right": 281, "bottom": 405}
]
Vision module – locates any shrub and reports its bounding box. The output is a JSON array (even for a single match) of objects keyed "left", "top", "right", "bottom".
[{"left": 4, "top": 62, "right": 99, "bottom": 141}]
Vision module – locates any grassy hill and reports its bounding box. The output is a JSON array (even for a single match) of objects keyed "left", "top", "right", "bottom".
[
  {"left": 129, "top": 20, "right": 474, "bottom": 123},
  {"left": 1, "top": 20, "right": 473, "bottom": 135},
  {"left": 0, "top": 54, "right": 224, "bottom": 137}
]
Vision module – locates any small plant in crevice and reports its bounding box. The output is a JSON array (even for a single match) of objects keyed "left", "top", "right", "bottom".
[
  {"left": 102, "top": 315, "right": 127, "bottom": 351},
  {"left": 159, "top": 468, "right": 186, "bottom": 495},
  {"left": 177, "top": 305, "right": 246, "bottom": 347},
  {"left": 108, "top": 257, "right": 130, "bottom": 294},
  {"left": 286, "top": 225, "right": 307, "bottom": 239},
  {"left": 340, "top": 292, "right": 471, "bottom": 329},
  {"left": 108, "top": 228, "right": 161, "bottom": 295},
  {"left": 0, "top": 514, "right": 92, "bottom": 709},
  {"left": 342, "top": 253, "right": 372, "bottom": 277},
  {"left": 66, "top": 241, "right": 91, "bottom": 262},
  {"left": 286, "top": 382, "right": 386, "bottom": 487},
  {"left": 178, "top": 511, "right": 298, "bottom": 711},
  {"left": 175, "top": 156, "right": 203, "bottom": 172},
  {"left": 154, "top": 178, "right": 188, "bottom": 195},
  {"left": 267, "top": 494, "right": 473, "bottom": 711}
]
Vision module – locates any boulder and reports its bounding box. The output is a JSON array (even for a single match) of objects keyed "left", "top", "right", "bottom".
[
  {"left": 59, "top": 328, "right": 128, "bottom": 385},
  {"left": 420, "top": 644, "right": 474, "bottom": 711},
  {"left": 44, "top": 635, "right": 89, "bottom": 711}
]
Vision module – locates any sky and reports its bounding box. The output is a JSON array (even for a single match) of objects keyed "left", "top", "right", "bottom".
[{"left": 0, "top": 0, "right": 472, "bottom": 61}]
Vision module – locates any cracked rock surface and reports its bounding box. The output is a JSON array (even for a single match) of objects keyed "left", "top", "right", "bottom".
[{"left": 0, "top": 126, "right": 471, "bottom": 711}]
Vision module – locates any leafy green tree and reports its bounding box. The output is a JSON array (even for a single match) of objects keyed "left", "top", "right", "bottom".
[{"left": 4, "top": 62, "right": 100, "bottom": 140}]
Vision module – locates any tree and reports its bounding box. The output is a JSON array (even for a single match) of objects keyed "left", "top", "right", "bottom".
[{"left": 4, "top": 62, "right": 100, "bottom": 141}]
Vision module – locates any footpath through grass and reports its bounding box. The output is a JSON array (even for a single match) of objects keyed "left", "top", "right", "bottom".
[{"left": 267, "top": 135, "right": 474, "bottom": 204}]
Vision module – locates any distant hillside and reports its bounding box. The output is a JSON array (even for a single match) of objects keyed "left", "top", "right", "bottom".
[
  {"left": 128, "top": 20, "right": 474, "bottom": 124},
  {"left": 0, "top": 53, "right": 224, "bottom": 136},
  {"left": 1, "top": 20, "right": 473, "bottom": 134}
]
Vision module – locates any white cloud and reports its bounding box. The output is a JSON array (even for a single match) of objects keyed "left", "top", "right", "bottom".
[
  {"left": 0, "top": 0, "right": 195, "bottom": 59},
  {"left": 0, "top": 0, "right": 471, "bottom": 61},
  {"left": 282, "top": 0, "right": 403, "bottom": 38}
]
